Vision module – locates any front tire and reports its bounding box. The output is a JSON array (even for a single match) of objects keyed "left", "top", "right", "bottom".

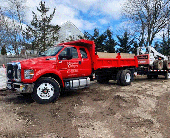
[
  {"left": 32, "top": 77, "right": 60, "bottom": 104},
  {"left": 120, "top": 70, "right": 131, "bottom": 86}
]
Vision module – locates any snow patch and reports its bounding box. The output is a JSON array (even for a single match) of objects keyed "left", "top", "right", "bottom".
[{"left": 0, "top": 67, "right": 7, "bottom": 90}]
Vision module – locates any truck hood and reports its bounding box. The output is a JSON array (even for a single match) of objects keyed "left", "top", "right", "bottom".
[{"left": 12, "top": 56, "right": 56, "bottom": 68}]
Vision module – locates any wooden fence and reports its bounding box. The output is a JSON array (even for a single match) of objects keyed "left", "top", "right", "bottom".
[{"left": 0, "top": 55, "right": 37, "bottom": 66}]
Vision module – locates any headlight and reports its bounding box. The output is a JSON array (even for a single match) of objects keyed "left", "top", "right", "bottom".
[
  {"left": 14, "top": 62, "right": 21, "bottom": 82},
  {"left": 16, "top": 69, "right": 21, "bottom": 81},
  {"left": 24, "top": 69, "right": 34, "bottom": 79}
]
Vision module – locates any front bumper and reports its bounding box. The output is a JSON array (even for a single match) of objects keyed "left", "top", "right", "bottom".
[{"left": 7, "top": 81, "right": 34, "bottom": 93}]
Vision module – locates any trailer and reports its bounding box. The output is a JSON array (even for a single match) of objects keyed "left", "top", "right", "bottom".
[{"left": 137, "top": 46, "right": 170, "bottom": 79}]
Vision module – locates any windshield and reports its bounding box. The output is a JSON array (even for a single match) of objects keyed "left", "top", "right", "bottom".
[{"left": 42, "top": 46, "right": 64, "bottom": 56}]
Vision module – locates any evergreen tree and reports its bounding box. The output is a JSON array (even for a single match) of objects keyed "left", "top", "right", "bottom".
[
  {"left": 131, "top": 41, "right": 138, "bottom": 55},
  {"left": 117, "top": 31, "right": 134, "bottom": 53},
  {"left": 84, "top": 28, "right": 107, "bottom": 52},
  {"left": 161, "top": 33, "right": 170, "bottom": 56},
  {"left": 24, "top": 1, "right": 60, "bottom": 52},
  {"left": 83, "top": 31, "right": 91, "bottom": 40},
  {"left": 1, "top": 46, "right": 7, "bottom": 55},
  {"left": 104, "top": 28, "right": 116, "bottom": 53}
]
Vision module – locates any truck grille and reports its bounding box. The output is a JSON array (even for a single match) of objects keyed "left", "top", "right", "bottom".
[
  {"left": 7, "top": 64, "right": 19, "bottom": 80},
  {"left": 14, "top": 64, "right": 18, "bottom": 79},
  {"left": 7, "top": 64, "right": 14, "bottom": 79}
]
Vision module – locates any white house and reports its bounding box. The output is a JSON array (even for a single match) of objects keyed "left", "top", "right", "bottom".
[
  {"left": 20, "top": 21, "right": 84, "bottom": 56},
  {"left": 57, "top": 21, "right": 84, "bottom": 44}
]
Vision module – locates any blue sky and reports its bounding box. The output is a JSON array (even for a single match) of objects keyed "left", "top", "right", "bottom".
[{"left": 1, "top": 0, "right": 126, "bottom": 36}]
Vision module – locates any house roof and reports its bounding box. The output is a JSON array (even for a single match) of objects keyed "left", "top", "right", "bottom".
[{"left": 60, "top": 21, "right": 84, "bottom": 36}]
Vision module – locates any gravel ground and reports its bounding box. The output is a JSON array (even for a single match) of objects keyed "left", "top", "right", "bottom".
[{"left": 0, "top": 76, "right": 170, "bottom": 138}]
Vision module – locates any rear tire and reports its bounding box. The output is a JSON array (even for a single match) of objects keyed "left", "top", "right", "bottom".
[
  {"left": 116, "top": 70, "right": 122, "bottom": 85},
  {"left": 120, "top": 70, "right": 131, "bottom": 86},
  {"left": 32, "top": 77, "right": 60, "bottom": 104}
]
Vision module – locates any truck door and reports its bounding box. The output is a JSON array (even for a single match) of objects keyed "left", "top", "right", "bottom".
[
  {"left": 57, "top": 47, "right": 80, "bottom": 78},
  {"left": 79, "top": 48, "right": 92, "bottom": 77}
]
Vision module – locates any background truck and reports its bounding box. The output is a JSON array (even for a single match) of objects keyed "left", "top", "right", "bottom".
[
  {"left": 136, "top": 46, "right": 170, "bottom": 79},
  {"left": 6, "top": 39, "right": 138, "bottom": 104}
]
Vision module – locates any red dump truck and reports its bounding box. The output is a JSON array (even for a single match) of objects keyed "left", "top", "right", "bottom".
[{"left": 6, "top": 39, "right": 138, "bottom": 103}]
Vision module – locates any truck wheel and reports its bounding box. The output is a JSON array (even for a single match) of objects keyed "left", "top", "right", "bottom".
[
  {"left": 163, "top": 60, "right": 170, "bottom": 70},
  {"left": 154, "top": 60, "right": 163, "bottom": 70},
  {"left": 116, "top": 70, "right": 122, "bottom": 85},
  {"left": 32, "top": 77, "right": 60, "bottom": 104},
  {"left": 120, "top": 70, "right": 131, "bottom": 86}
]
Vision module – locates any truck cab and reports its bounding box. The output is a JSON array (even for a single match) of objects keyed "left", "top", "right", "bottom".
[
  {"left": 56, "top": 45, "right": 92, "bottom": 79},
  {"left": 7, "top": 43, "right": 92, "bottom": 103}
]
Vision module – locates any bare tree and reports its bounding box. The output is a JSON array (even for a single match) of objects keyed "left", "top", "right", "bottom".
[
  {"left": 0, "top": 0, "right": 27, "bottom": 55},
  {"left": 123, "top": 0, "right": 170, "bottom": 47}
]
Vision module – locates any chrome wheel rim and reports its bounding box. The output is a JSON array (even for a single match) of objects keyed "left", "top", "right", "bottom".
[
  {"left": 37, "top": 83, "right": 54, "bottom": 99},
  {"left": 125, "top": 73, "right": 131, "bottom": 83}
]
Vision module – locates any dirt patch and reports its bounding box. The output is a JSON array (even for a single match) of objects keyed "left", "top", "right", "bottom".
[
  {"left": 152, "top": 92, "right": 170, "bottom": 138},
  {"left": 0, "top": 103, "right": 26, "bottom": 137},
  {"left": 0, "top": 76, "right": 170, "bottom": 137}
]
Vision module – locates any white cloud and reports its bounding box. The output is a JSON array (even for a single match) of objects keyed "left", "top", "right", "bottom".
[
  {"left": 98, "top": 18, "right": 109, "bottom": 25},
  {"left": 81, "top": 20, "right": 97, "bottom": 30},
  {"left": 0, "top": 0, "right": 9, "bottom": 9},
  {"left": 51, "top": 4, "right": 78, "bottom": 25},
  {"left": 24, "top": 0, "right": 42, "bottom": 23},
  {"left": 1, "top": 0, "right": 126, "bottom": 32},
  {"left": 68, "top": 0, "right": 99, "bottom": 13},
  {"left": 100, "top": 0, "right": 126, "bottom": 20},
  {"left": 23, "top": 0, "right": 97, "bottom": 31}
]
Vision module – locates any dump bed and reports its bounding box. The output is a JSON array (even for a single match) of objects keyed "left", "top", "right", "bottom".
[
  {"left": 60, "top": 39, "right": 138, "bottom": 70},
  {"left": 94, "top": 53, "right": 138, "bottom": 70}
]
